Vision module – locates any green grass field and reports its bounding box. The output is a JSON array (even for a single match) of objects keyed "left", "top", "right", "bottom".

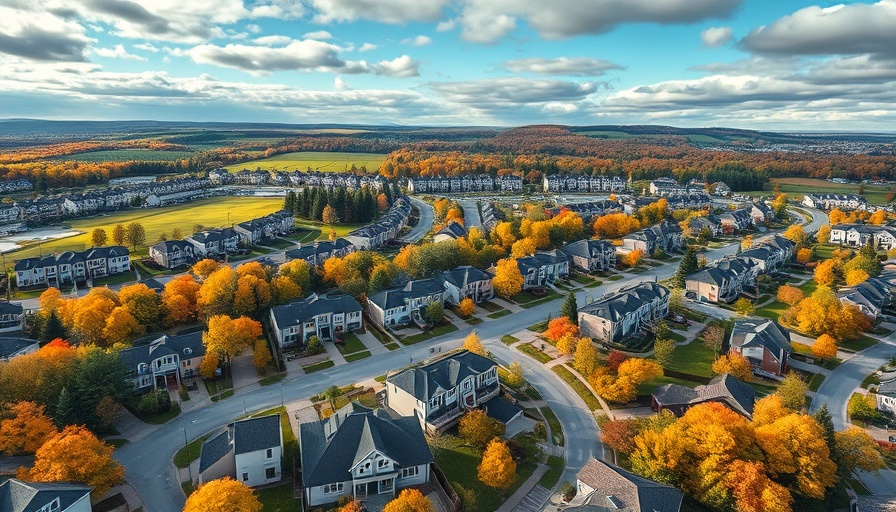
[
  {"left": 743, "top": 178, "right": 894, "bottom": 205},
  {"left": 222, "top": 151, "right": 387, "bottom": 173},
  {"left": 49, "top": 149, "right": 196, "bottom": 162},
  {"left": 4, "top": 196, "right": 284, "bottom": 263}
]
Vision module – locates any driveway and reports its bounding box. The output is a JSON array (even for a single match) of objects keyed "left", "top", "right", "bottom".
[
  {"left": 398, "top": 197, "right": 434, "bottom": 243},
  {"left": 458, "top": 199, "right": 482, "bottom": 229}
]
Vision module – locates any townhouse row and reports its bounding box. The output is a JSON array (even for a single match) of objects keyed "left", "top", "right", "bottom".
[
  {"left": 406, "top": 175, "right": 523, "bottom": 194},
  {"left": 209, "top": 168, "right": 388, "bottom": 190}
]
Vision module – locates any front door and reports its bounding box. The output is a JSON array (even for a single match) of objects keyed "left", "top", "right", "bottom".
[{"left": 355, "top": 483, "right": 366, "bottom": 499}]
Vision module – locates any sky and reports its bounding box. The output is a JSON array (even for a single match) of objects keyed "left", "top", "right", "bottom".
[{"left": 2, "top": 0, "right": 896, "bottom": 130}]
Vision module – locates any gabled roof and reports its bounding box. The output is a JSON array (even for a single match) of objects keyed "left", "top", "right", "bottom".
[
  {"left": 367, "top": 279, "right": 443, "bottom": 311},
  {"left": 579, "top": 282, "right": 669, "bottom": 322},
  {"left": 652, "top": 374, "right": 756, "bottom": 418},
  {"left": 0, "top": 301, "right": 24, "bottom": 316},
  {"left": 0, "top": 337, "right": 38, "bottom": 359},
  {"left": 560, "top": 239, "right": 615, "bottom": 259},
  {"left": 299, "top": 402, "right": 433, "bottom": 488},
  {"left": 152, "top": 240, "right": 193, "bottom": 253},
  {"left": 517, "top": 250, "right": 568, "bottom": 273},
  {"left": 436, "top": 266, "right": 492, "bottom": 289},
  {"left": 270, "top": 293, "right": 362, "bottom": 327},
  {"left": 233, "top": 414, "right": 281, "bottom": 455},
  {"left": 198, "top": 429, "right": 231, "bottom": 473},
  {"left": 0, "top": 478, "right": 92, "bottom": 512},
  {"left": 574, "top": 457, "right": 682, "bottom": 512},
  {"left": 387, "top": 350, "right": 496, "bottom": 402},
  {"left": 116, "top": 332, "right": 204, "bottom": 371},
  {"left": 729, "top": 318, "right": 792, "bottom": 354},
  {"left": 435, "top": 221, "right": 466, "bottom": 239}
]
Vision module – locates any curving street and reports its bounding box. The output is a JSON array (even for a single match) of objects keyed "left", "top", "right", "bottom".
[
  {"left": 113, "top": 206, "right": 829, "bottom": 511},
  {"left": 398, "top": 197, "right": 435, "bottom": 243}
]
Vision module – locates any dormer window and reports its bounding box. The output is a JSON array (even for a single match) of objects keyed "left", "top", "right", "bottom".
[{"left": 138, "top": 363, "right": 148, "bottom": 374}]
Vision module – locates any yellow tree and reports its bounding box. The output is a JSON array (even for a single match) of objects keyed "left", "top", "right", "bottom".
[
  {"left": 478, "top": 439, "right": 516, "bottom": 493},
  {"left": 754, "top": 413, "right": 837, "bottom": 499},
  {"left": 493, "top": 258, "right": 524, "bottom": 299},
  {"left": 199, "top": 350, "right": 220, "bottom": 379},
  {"left": 38, "top": 287, "right": 64, "bottom": 313},
  {"left": 458, "top": 409, "right": 504, "bottom": 450},
  {"left": 382, "top": 489, "right": 434, "bottom": 512},
  {"left": 712, "top": 353, "right": 754, "bottom": 382},
  {"left": 183, "top": 477, "right": 262, "bottom": 512},
  {"left": 491, "top": 222, "right": 517, "bottom": 251},
  {"left": 834, "top": 426, "right": 886, "bottom": 474},
  {"left": 253, "top": 340, "right": 272, "bottom": 371},
  {"left": 869, "top": 209, "right": 887, "bottom": 225},
  {"left": 322, "top": 204, "right": 339, "bottom": 224},
  {"left": 845, "top": 268, "right": 869, "bottom": 286},
  {"left": 463, "top": 331, "right": 487, "bottom": 356},
  {"left": 573, "top": 337, "right": 599, "bottom": 378},
  {"left": 776, "top": 285, "right": 804, "bottom": 306},
  {"left": 118, "top": 282, "right": 161, "bottom": 329},
  {"left": 233, "top": 274, "right": 272, "bottom": 317},
  {"left": 19, "top": 425, "right": 124, "bottom": 496},
  {"left": 626, "top": 249, "right": 645, "bottom": 268},
  {"left": 783, "top": 224, "right": 807, "bottom": 246},
  {"left": 816, "top": 224, "right": 831, "bottom": 244},
  {"left": 556, "top": 334, "right": 578, "bottom": 355},
  {"left": 726, "top": 460, "right": 793, "bottom": 512},
  {"left": 197, "top": 266, "right": 238, "bottom": 318},
  {"left": 236, "top": 261, "right": 268, "bottom": 281},
  {"left": 278, "top": 259, "right": 312, "bottom": 292},
  {"left": 192, "top": 259, "right": 222, "bottom": 280},
  {"left": 796, "top": 248, "right": 813, "bottom": 264},
  {"left": 162, "top": 275, "right": 201, "bottom": 325},
  {"left": 72, "top": 292, "right": 118, "bottom": 346},
  {"left": 813, "top": 259, "right": 838, "bottom": 286},
  {"left": 510, "top": 238, "right": 536, "bottom": 258},
  {"left": 270, "top": 276, "right": 302, "bottom": 305},
  {"left": 203, "top": 315, "right": 262, "bottom": 370},
  {"left": 103, "top": 307, "right": 144, "bottom": 346},
  {"left": 457, "top": 297, "right": 476, "bottom": 318},
  {"left": 829, "top": 208, "right": 847, "bottom": 225},
  {"left": 811, "top": 334, "right": 838, "bottom": 361},
  {"left": 0, "top": 401, "right": 58, "bottom": 455},
  {"left": 90, "top": 228, "right": 108, "bottom": 247},
  {"left": 505, "top": 361, "right": 525, "bottom": 388}
]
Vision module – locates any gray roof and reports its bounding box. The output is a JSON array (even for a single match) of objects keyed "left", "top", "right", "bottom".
[
  {"left": 578, "top": 282, "right": 669, "bottom": 322},
  {"left": 0, "top": 478, "right": 92, "bottom": 512},
  {"left": 652, "top": 374, "right": 755, "bottom": 418},
  {"left": 15, "top": 246, "right": 129, "bottom": 271},
  {"left": 151, "top": 240, "right": 193, "bottom": 254},
  {"left": 299, "top": 402, "right": 433, "bottom": 488},
  {"left": 517, "top": 250, "right": 568, "bottom": 273},
  {"left": 729, "top": 318, "right": 792, "bottom": 355},
  {"left": 574, "top": 457, "right": 682, "bottom": 512},
  {"left": 436, "top": 221, "right": 466, "bottom": 239},
  {"left": 482, "top": 396, "right": 523, "bottom": 424},
  {"left": 0, "top": 337, "right": 38, "bottom": 359},
  {"left": 436, "top": 266, "right": 492, "bottom": 290},
  {"left": 270, "top": 293, "right": 362, "bottom": 328},
  {"left": 0, "top": 301, "right": 24, "bottom": 316},
  {"left": 559, "top": 239, "right": 615, "bottom": 260},
  {"left": 367, "top": 279, "right": 443, "bottom": 311},
  {"left": 233, "top": 414, "right": 281, "bottom": 455},
  {"left": 116, "top": 332, "right": 204, "bottom": 372},
  {"left": 198, "top": 429, "right": 232, "bottom": 473},
  {"left": 387, "top": 350, "right": 496, "bottom": 402}
]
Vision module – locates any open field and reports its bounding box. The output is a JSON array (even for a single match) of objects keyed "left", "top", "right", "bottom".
[
  {"left": 2, "top": 196, "right": 283, "bottom": 264},
  {"left": 48, "top": 149, "right": 196, "bottom": 162},
  {"left": 222, "top": 151, "right": 386, "bottom": 173},
  {"left": 743, "top": 177, "right": 894, "bottom": 204}
]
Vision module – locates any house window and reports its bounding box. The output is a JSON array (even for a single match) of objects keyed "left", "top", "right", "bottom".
[
  {"left": 401, "top": 467, "right": 419, "bottom": 478},
  {"left": 242, "top": 472, "right": 249, "bottom": 482},
  {"left": 324, "top": 483, "right": 344, "bottom": 494},
  {"left": 266, "top": 448, "right": 273, "bottom": 458},
  {"left": 378, "top": 458, "right": 389, "bottom": 468},
  {"left": 266, "top": 467, "right": 277, "bottom": 479}
]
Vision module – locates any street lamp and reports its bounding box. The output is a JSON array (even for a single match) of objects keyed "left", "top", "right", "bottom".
[{"left": 183, "top": 419, "right": 196, "bottom": 485}]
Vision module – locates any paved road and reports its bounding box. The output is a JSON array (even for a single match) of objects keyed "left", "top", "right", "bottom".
[
  {"left": 398, "top": 197, "right": 434, "bottom": 244},
  {"left": 458, "top": 199, "right": 482, "bottom": 229}
]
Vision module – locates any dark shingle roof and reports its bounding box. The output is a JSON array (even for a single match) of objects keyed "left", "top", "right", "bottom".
[
  {"left": 0, "top": 337, "right": 37, "bottom": 359},
  {"left": 437, "top": 266, "right": 491, "bottom": 289},
  {"left": 270, "top": 293, "right": 362, "bottom": 328},
  {"left": 0, "top": 478, "right": 92, "bottom": 512},
  {"left": 574, "top": 457, "right": 682, "bottom": 512},
  {"left": 730, "top": 318, "right": 792, "bottom": 355},
  {"left": 386, "top": 350, "right": 496, "bottom": 402},
  {"left": 233, "top": 414, "right": 281, "bottom": 455},
  {"left": 299, "top": 403, "right": 433, "bottom": 488},
  {"left": 482, "top": 396, "right": 523, "bottom": 424},
  {"left": 436, "top": 221, "right": 466, "bottom": 239},
  {"left": 367, "top": 279, "right": 443, "bottom": 311},
  {"left": 0, "top": 302, "right": 23, "bottom": 316},
  {"left": 198, "top": 429, "right": 232, "bottom": 473},
  {"left": 652, "top": 374, "right": 755, "bottom": 418}
]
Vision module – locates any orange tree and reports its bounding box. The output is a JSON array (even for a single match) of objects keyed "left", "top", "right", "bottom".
[
  {"left": 183, "top": 477, "right": 262, "bottom": 512},
  {"left": 0, "top": 401, "right": 58, "bottom": 455},
  {"left": 478, "top": 439, "right": 516, "bottom": 494}
]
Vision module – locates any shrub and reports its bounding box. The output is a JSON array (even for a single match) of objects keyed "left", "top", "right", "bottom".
[
  {"left": 306, "top": 336, "right": 324, "bottom": 355},
  {"left": 533, "top": 422, "right": 546, "bottom": 441},
  {"left": 136, "top": 390, "right": 170, "bottom": 416},
  {"left": 560, "top": 482, "right": 576, "bottom": 502}
]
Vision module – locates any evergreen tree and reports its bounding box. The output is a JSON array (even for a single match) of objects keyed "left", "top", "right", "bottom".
[
  {"left": 55, "top": 387, "right": 77, "bottom": 427},
  {"left": 300, "top": 187, "right": 311, "bottom": 218},
  {"left": 40, "top": 310, "right": 66, "bottom": 342},
  {"left": 674, "top": 249, "right": 698, "bottom": 288},
  {"left": 560, "top": 291, "right": 578, "bottom": 325},
  {"left": 311, "top": 189, "right": 325, "bottom": 221},
  {"left": 813, "top": 404, "right": 838, "bottom": 465}
]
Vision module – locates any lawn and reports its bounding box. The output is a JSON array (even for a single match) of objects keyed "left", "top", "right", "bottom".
[
  {"left": 92, "top": 269, "right": 139, "bottom": 286},
  {"left": 501, "top": 335, "right": 519, "bottom": 345},
  {"left": 552, "top": 366, "right": 602, "bottom": 411},
  {"left": 293, "top": 222, "right": 364, "bottom": 241},
  {"left": 539, "top": 406, "right": 565, "bottom": 446},
  {"left": 222, "top": 151, "right": 387, "bottom": 173},
  {"left": 487, "top": 310, "right": 512, "bottom": 319},
  {"left": 174, "top": 435, "right": 209, "bottom": 468},
  {"left": 284, "top": 228, "right": 321, "bottom": 243},
  {"left": 517, "top": 343, "right": 553, "bottom": 364},
  {"left": 841, "top": 336, "right": 878, "bottom": 352},
  {"left": 257, "top": 483, "right": 299, "bottom": 512},
  {"left": 433, "top": 432, "right": 539, "bottom": 512},
  {"left": 755, "top": 300, "right": 788, "bottom": 320},
  {"left": 478, "top": 301, "right": 505, "bottom": 313},
  {"left": 344, "top": 351, "right": 371, "bottom": 362},
  {"left": 511, "top": 288, "right": 560, "bottom": 306},
  {"left": 336, "top": 332, "right": 366, "bottom": 355},
  {"left": 539, "top": 455, "right": 565, "bottom": 490},
  {"left": 402, "top": 322, "right": 459, "bottom": 344},
  {"left": 664, "top": 341, "right": 717, "bottom": 377},
  {"left": 303, "top": 360, "right": 335, "bottom": 373},
  {"left": 5, "top": 196, "right": 285, "bottom": 262},
  {"left": 259, "top": 373, "right": 286, "bottom": 386},
  {"left": 50, "top": 149, "right": 196, "bottom": 162}
]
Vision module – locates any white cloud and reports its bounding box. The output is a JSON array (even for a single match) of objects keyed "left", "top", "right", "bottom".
[
  {"left": 303, "top": 30, "right": 333, "bottom": 40},
  {"left": 245, "top": 24, "right": 262, "bottom": 34},
  {"left": 358, "top": 43, "right": 377, "bottom": 52},
  {"left": 458, "top": 0, "right": 741, "bottom": 43},
  {"left": 0, "top": 6, "right": 94, "bottom": 62},
  {"left": 334, "top": 76, "right": 350, "bottom": 90},
  {"left": 253, "top": 35, "right": 293, "bottom": 46},
  {"left": 429, "top": 77, "right": 598, "bottom": 107},
  {"left": 701, "top": 26, "right": 732, "bottom": 47},
  {"left": 501, "top": 57, "right": 623, "bottom": 76},
  {"left": 436, "top": 19, "right": 456, "bottom": 32},
  {"left": 94, "top": 44, "right": 146, "bottom": 60},
  {"left": 741, "top": 1, "right": 896, "bottom": 57},
  {"left": 188, "top": 40, "right": 346, "bottom": 74},
  {"left": 372, "top": 55, "right": 420, "bottom": 77},
  {"left": 402, "top": 35, "right": 432, "bottom": 46},
  {"left": 310, "top": 0, "right": 449, "bottom": 24},
  {"left": 133, "top": 42, "right": 159, "bottom": 53}
]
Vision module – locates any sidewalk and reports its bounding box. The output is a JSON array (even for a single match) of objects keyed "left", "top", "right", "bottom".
[
  {"left": 496, "top": 464, "right": 548, "bottom": 512},
  {"left": 321, "top": 340, "right": 347, "bottom": 366},
  {"left": 356, "top": 330, "right": 389, "bottom": 355}
]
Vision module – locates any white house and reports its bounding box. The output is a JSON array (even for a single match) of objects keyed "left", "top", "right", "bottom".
[
  {"left": 436, "top": 266, "right": 494, "bottom": 306},
  {"left": 515, "top": 251, "right": 570, "bottom": 290},
  {"left": 299, "top": 403, "right": 433, "bottom": 508},
  {"left": 386, "top": 350, "right": 500, "bottom": 432},
  {"left": 578, "top": 281, "right": 670, "bottom": 344},
  {"left": 366, "top": 279, "right": 445, "bottom": 329},
  {"left": 15, "top": 246, "right": 131, "bottom": 287},
  {"left": 199, "top": 414, "right": 283, "bottom": 488},
  {"left": 117, "top": 332, "right": 206, "bottom": 392},
  {"left": 269, "top": 293, "right": 363, "bottom": 348},
  {"left": 877, "top": 379, "right": 896, "bottom": 415},
  {"left": 0, "top": 479, "right": 93, "bottom": 512},
  {"left": 560, "top": 239, "right": 617, "bottom": 273},
  {"left": 149, "top": 240, "right": 196, "bottom": 269}
]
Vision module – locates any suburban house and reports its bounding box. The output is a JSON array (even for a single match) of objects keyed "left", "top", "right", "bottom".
[
  {"left": 578, "top": 281, "right": 670, "bottom": 344},
  {"left": 0, "top": 337, "right": 39, "bottom": 362},
  {"left": 738, "top": 246, "right": 782, "bottom": 273},
  {"left": 15, "top": 246, "right": 131, "bottom": 287},
  {"left": 284, "top": 238, "right": 355, "bottom": 267},
  {"left": 802, "top": 193, "right": 868, "bottom": 210},
  {"left": 686, "top": 256, "right": 760, "bottom": 304},
  {"left": 269, "top": 293, "right": 363, "bottom": 348},
  {"left": 652, "top": 374, "right": 756, "bottom": 419},
  {"left": 718, "top": 207, "right": 753, "bottom": 233},
  {"left": 515, "top": 251, "right": 570, "bottom": 290},
  {"left": 185, "top": 228, "right": 241, "bottom": 258},
  {"left": 542, "top": 174, "right": 627, "bottom": 193},
  {"left": 386, "top": 350, "right": 500, "bottom": 432},
  {"left": 649, "top": 219, "right": 684, "bottom": 252},
  {"left": 711, "top": 181, "right": 731, "bottom": 196},
  {"left": 198, "top": 414, "right": 283, "bottom": 487},
  {"left": 560, "top": 239, "right": 617, "bottom": 272},
  {"left": 117, "top": 332, "right": 206, "bottom": 393},
  {"left": 233, "top": 210, "right": 295, "bottom": 245},
  {"left": 649, "top": 178, "right": 688, "bottom": 196},
  {"left": 0, "top": 301, "right": 25, "bottom": 333},
  {"left": 566, "top": 457, "right": 682, "bottom": 512},
  {"left": 760, "top": 234, "right": 796, "bottom": 263},
  {"left": 0, "top": 478, "right": 92, "bottom": 512},
  {"left": 838, "top": 277, "right": 893, "bottom": 319},
  {"left": 729, "top": 319, "right": 792, "bottom": 377},
  {"left": 876, "top": 378, "right": 896, "bottom": 415},
  {"left": 366, "top": 279, "right": 445, "bottom": 329},
  {"left": 433, "top": 221, "right": 467, "bottom": 243},
  {"left": 829, "top": 223, "right": 896, "bottom": 250},
  {"left": 688, "top": 214, "right": 722, "bottom": 238},
  {"left": 345, "top": 197, "right": 411, "bottom": 249},
  {"left": 750, "top": 201, "right": 775, "bottom": 224},
  {"left": 436, "top": 266, "right": 494, "bottom": 306},
  {"left": 298, "top": 402, "right": 433, "bottom": 508},
  {"left": 149, "top": 240, "right": 196, "bottom": 269},
  {"left": 621, "top": 228, "right": 658, "bottom": 254}
]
